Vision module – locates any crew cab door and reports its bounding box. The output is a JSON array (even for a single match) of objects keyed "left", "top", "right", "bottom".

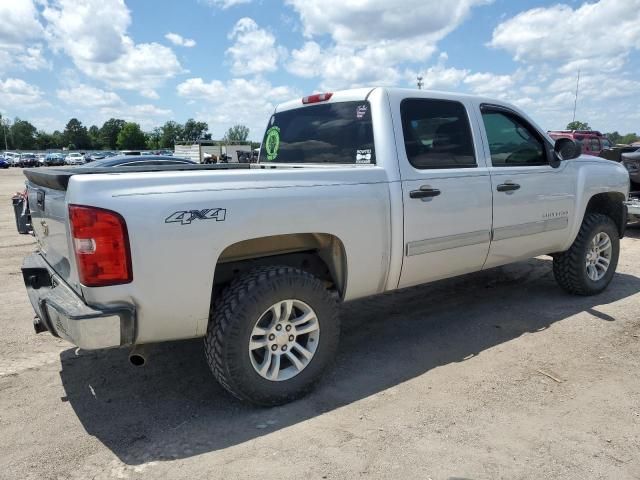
[
  {"left": 477, "top": 104, "right": 576, "bottom": 268},
  {"left": 392, "top": 95, "right": 493, "bottom": 288}
]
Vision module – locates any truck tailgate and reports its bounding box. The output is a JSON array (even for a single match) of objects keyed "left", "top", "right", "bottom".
[{"left": 26, "top": 183, "right": 75, "bottom": 287}]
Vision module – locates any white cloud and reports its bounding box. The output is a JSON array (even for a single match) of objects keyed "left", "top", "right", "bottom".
[
  {"left": 17, "top": 45, "right": 50, "bottom": 70},
  {"left": 0, "top": 0, "right": 44, "bottom": 46},
  {"left": 407, "top": 53, "right": 469, "bottom": 90},
  {"left": 285, "top": 0, "right": 490, "bottom": 88},
  {"left": 165, "top": 32, "right": 196, "bottom": 48},
  {"left": 0, "top": 44, "right": 51, "bottom": 74},
  {"left": 201, "top": 0, "right": 251, "bottom": 9},
  {"left": 76, "top": 39, "right": 183, "bottom": 94},
  {"left": 489, "top": 0, "right": 640, "bottom": 70},
  {"left": 43, "top": 0, "right": 183, "bottom": 93},
  {"left": 226, "top": 18, "right": 286, "bottom": 75},
  {"left": 177, "top": 77, "right": 298, "bottom": 139},
  {"left": 288, "top": 0, "right": 491, "bottom": 47},
  {"left": 57, "top": 84, "right": 122, "bottom": 107},
  {"left": 463, "top": 72, "right": 514, "bottom": 95},
  {"left": 0, "top": 77, "right": 48, "bottom": 109},
  {"left": 97, "top": 104, "right": 172, "bottom": 130},
  {"left": 486, "top": 1, "right": 640, "bottom": 132},
  {"left": 43, "top": 0, "right": 130, "bottom": 63},
  {"left": 286, "top": 41, "right": 322, "bottom": 78},
  {"left": 287, "top": 41, "right": 404, "bottom": 90},
  {"left": 0, "top": 0, "right": 49, "bottom": 74}
]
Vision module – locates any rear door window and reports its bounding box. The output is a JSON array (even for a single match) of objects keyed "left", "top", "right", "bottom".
[
  {"left": 259, "top": 101, "right": 375, "bottom": 164},
  {"left": 400, "top": 98, "right": 476, "bottom": 169}
]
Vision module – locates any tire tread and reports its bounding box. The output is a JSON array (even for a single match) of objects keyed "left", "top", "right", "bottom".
[
  {"left": 204, "top": 265, "right": 338, "bottom": 405},
  {"left": 553, "top": 213, "right": 618, "bottom": 296}
]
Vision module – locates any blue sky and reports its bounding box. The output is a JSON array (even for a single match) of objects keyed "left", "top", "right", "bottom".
[{"left": 1, "top": 0, "right": 639, "bottom": 140}]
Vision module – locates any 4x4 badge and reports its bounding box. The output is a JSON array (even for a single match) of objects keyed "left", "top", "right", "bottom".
[{"left": 165, "top": 208, "right": 226, "bottom": 225}]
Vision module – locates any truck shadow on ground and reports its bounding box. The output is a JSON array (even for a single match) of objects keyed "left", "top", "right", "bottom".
[{"left": 59, "top": 257, "right": 640, "bottom": 465}]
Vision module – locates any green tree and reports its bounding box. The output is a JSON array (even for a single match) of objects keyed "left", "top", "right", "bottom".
[
  {"left": 619, "top": 133, "right": 639, "bottom": 145},
  {"left": 0, "top": 114, "right": 11, "bottom": 150},
  {"left": 63, "top": 118, "right": 90, "bottom": 149},
  {"left": 88, "top": 125, "right": 102, "bottom": 150},
  {"left": 159, "top": 120, "right": 184, "bottom": 148},
  {"left": 116, "top": 122, "right": 146, "bottom": 150},
  {"left": 99, "top": 118, "right": 125, "bottom": 150},
  {"left": 566, "top": 121, "right": 591, "bottom": 131},
  {"left": 51, "top": 130, "right": 64, "bottom": 149},
  {"left": 146, "top": 127, "right": 162, "bottom": 150},
  {"left": 10, "top": 118, "right": 37, "bottom": 149},
  {"left": 607, "top": 131, "right": 622, "bottom": 145},
  {"left": 34, "top": 130, "right": 55, "bottom": 150},
  {"left": 224, "top": 124, "right": 249, "bottom": 143},
  {"left": 183, "top": 118, "right": 209, "bottom": 141}
]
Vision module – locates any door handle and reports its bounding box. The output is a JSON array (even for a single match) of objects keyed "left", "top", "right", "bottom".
[
  {"left": 410, "top": 187, "right": 441, "bottom": 199},
  {"left": 496, "top": 183, "right": 520, "bottom": 192}
]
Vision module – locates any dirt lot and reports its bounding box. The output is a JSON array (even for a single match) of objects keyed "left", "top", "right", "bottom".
[{"left": 0, "top": 167, "right": 638, "bottom": 480}]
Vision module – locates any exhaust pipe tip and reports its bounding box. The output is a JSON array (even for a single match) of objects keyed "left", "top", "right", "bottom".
[
  {"left": 128, "top": 344, "right": 149, "bottom": 367},
  {"left": 129, "top": 354, "right": 145, "bottom": 367}
]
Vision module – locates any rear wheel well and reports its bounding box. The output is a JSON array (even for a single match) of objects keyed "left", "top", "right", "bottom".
[
  {"left": 584, "top": 192, "right": 626, "bottom": 237},
  {"left": 211, "top": 233, "right": 347, "bottom": 305}
]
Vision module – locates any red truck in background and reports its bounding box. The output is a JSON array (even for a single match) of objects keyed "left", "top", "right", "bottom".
[{"left": 548, "top": 130, "right": 612, "bottom": 157}]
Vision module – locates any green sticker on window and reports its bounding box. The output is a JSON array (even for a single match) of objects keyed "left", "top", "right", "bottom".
[{"left": 265, "top": 126, "right": 280, "bottom": 161}]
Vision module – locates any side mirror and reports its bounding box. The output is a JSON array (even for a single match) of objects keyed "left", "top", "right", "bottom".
[{"left": 553, "top": 137, "right": 581, "bottom": 163}]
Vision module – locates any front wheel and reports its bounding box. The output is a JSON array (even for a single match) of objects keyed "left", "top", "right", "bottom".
[
  {"left": 553, "top": 213, "right": 620, "bottom": 295},
  {"left": 205, "top": 266, "right": 340, "bottom": 406}
]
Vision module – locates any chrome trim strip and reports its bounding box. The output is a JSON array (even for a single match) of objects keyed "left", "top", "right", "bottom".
[
  {"left": 406, "top": 230, "right": 490, "bottom": 257},
  {"left": 492, "top": 217, "right": 568, "bottom": 241}
]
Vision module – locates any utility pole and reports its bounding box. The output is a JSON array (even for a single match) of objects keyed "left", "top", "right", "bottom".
[
  {"left": 1, "top": 115, "right": 7, "bottom": 151},
  {"left": 572, "top": 69, "right": 581, "bottom": 123},
  {"left": 417, "top": 76, "right": 424, "bottom": 90}
]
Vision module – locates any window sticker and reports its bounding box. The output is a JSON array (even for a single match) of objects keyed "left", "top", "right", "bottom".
[
  {"left": 356, "top": 105, "right": 368, "bottom": 119},
  {"left": 356, "top": 149, "right": 372, "bottom": 164},
  {"left": 264, "top": 126, "right": 281, "bottom": 161}
]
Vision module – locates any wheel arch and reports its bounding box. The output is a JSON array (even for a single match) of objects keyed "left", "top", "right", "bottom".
[
  {"left": 212, "top": 233, "right": 348, "bottom": 301},
  {"left": 583, "top": 191, "right": 627, "bottom": 238}
]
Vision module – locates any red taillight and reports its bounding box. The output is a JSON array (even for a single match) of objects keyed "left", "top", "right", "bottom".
[
  {"left": 302, "top": 92, "right": 333, "bottom": 104},
  {"left": 69, "top": 205, "right": 132, "bottom": 287}
]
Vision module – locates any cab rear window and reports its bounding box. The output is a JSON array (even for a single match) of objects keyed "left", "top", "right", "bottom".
[{"left": 259, "top": 101, "right": 375, "bottom": 164}]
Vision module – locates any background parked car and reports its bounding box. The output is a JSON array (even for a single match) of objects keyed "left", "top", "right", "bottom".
[
  {"left": 19, "top": 153, "right": 38, "bottom": 167},
  {"left": 86, "top": 155, "right": 196, "bottom": 168},
  {"left": 3, "top": 152, "right": 20, "bottom": 166},
  {"left": 621, "top": 148, "right": 640, "bottom": 188},
  {"left": 44, "top": 153, "right": 65, "bottom": 166},
  {"left": 85, "top": 151, "right": 115, "bottom": 162},
  {"left": 65, "top": 152, "right": 85, "bottom": 165},
  {"left": 0, "top": 158, "right": 9, "bottom": 169},
  {"left": 548, "top": 130, "right": 611, "bottom": 156}
]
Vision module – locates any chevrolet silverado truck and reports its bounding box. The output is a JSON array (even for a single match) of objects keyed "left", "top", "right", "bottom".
[{"left": 19, "top": 88, "right": 629, "bottom": 405}]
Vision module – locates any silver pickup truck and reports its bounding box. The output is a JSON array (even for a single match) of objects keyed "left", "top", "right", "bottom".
[{"left": 20, "top": 87, "right": 629, "bottom": 405}]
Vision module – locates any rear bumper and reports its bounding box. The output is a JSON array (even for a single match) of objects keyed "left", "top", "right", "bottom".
[
  {"left": 22, "top": 253, "right": 136, "bottom": 350},
  {"left": 626, "top": 198, "right": 640, "bottom": 220}
]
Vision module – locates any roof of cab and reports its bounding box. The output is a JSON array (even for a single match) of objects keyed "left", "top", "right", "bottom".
[
  {"left": 271, "top": 86, "right": 550, "bottom": 145},
  {"left": 274, "top": 86, "right": 514, "bottom": 114}
]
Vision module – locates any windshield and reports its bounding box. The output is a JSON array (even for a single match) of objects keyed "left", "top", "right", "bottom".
[{"left": 259, "top": 101, "right": 376, "bottom": 164}]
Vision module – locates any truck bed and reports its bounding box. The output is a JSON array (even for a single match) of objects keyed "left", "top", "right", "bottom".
[{"left": 23, "top": 163, "right": 253, "bottom": 191}]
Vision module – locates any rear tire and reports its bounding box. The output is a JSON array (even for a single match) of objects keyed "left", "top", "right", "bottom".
[
  {"left": 553, "top": 213, "right": 619, "bottom": 295},
  {"left": 205, "top": 266, "right": 340, "bottom": 406}
]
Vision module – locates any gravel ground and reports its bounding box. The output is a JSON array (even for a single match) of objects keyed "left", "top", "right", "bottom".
[{"left": 0, "top": 167, "right": 639, "bottom": 480}]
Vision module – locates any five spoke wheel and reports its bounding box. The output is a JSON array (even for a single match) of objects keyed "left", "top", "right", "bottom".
[
  {"left": 585, "top": 232, "right": 612, "bottom": 281},
  {"left": 249, "top": 299, "right": 320, "bottom": 381}
]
